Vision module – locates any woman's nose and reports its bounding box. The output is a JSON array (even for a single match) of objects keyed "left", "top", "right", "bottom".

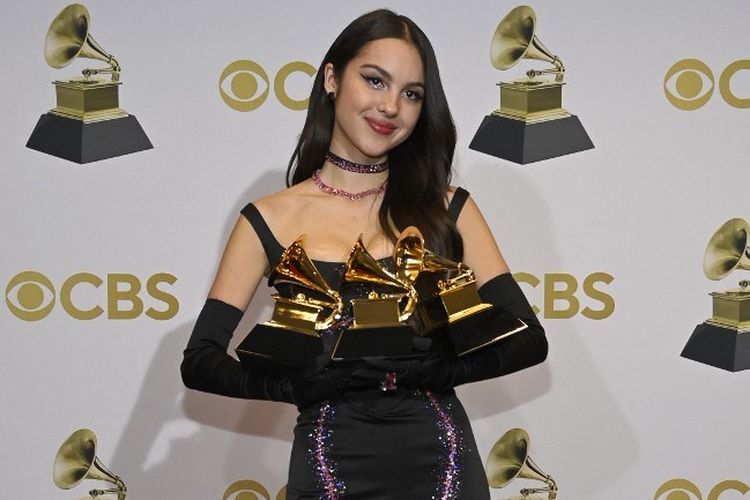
[{"left": 377, "top": 91, "right": 399, "bottom": 116}]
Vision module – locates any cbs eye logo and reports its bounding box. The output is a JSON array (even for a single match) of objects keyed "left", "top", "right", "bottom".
[
  {"left": 5, "top": 271, "right": 178, "bottom": 321},
  {"left": 664, "top": 58, "right": 750, "bottom": 110},
  {"left": 220, "top": 60, "right": 316, "bottom": 111},
  {"left": 655, "top": 478, "right": 749, "bottom": 500},
  {"left": 223, "top": 480, "right": 286, "bottom": 500}
]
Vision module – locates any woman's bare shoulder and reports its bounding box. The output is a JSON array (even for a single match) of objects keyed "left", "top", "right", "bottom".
[{"left": 253, "top": 181, "right": 311, "bottom": 220}]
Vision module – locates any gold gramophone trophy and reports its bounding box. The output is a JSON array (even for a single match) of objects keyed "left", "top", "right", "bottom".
[
  {"left": 486, "top": 428, "right": 558, "bottom": 500},
  {"left": 236, "top": 236, "right": 343, "bottom": 372},
  {"left": 54, "top": 428, "right": 126, "bottom": 500},
  {"left": 331, "top": 230, "right": 421, "bottom": 361},
  {"left": 681, "top": 218, "right": 750, "bottom": 371},
  {"left": 26, "top": 3, "right": 152, "bottom": 163},
  {"left": 413, "top": 247, "right": 528, "bottom": 356},
  {"left": 396, "top": 226, "right": 528, "bottom": 356},
  {"left": 469, "top": 5, "right": 593, "bottom": 164}
]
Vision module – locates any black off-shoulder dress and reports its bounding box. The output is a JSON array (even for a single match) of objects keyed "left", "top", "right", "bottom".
[{"left": 240, "top": 188, "right": 492, "bottom": 499}]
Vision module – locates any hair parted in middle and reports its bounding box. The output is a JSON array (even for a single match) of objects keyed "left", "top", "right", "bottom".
[{"left": 285, "top": 9, "right": 463, "bottom": 261}]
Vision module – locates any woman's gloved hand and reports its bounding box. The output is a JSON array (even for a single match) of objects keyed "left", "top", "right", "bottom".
[
  {"left": 290, "top": 354, "right": 381, "bottom": 409},
  {"left": 353, "top": 355, "right": 457, "bottom": 393}
]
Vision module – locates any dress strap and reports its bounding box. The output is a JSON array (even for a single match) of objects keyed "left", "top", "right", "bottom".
[
  {"left": 240, "top": 202, "right": 285, "bottom": 268},
  {"left": 448, "top": 187, "right": 470, "bottom": 223}
]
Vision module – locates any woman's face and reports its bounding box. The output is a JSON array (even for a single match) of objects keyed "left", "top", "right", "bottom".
[{"left": 324, "top": 37, "right": 425, "bottom": 163}]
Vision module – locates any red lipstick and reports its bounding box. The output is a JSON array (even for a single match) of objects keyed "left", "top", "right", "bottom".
[{"left": 365, "top": 118, "right": 396, "bottom": 135}]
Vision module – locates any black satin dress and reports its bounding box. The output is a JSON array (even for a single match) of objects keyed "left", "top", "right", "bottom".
[{"left": 241, "top": 189, "right": 491, "bottom": 500}]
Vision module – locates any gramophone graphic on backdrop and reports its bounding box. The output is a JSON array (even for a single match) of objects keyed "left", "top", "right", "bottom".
[
  {"left": 26, "top": 3, "right": 152, "bottom": 164},
  {"left": 469, "top": 5, "right": 593, "bottom": 165},
  {"left": 53, "top": 428, "right": 127, "bottom": 500},
  {"left": 485, "top": 428, "right": 558, "bottom": 500},
  {"left": 682, "top": 218, "right": 750, "bottom": 372}
]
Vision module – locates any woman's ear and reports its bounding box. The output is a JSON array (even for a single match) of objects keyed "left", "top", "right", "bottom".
[{"left": 323, "top": 62, "right": 338, "bottom": 96}]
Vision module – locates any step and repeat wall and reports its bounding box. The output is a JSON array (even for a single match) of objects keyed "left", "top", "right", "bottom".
[{"left": 1, "top": 1, "right": 748, "bottom": 498}]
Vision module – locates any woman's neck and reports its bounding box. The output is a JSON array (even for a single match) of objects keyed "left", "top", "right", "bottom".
[{"left": 317, "top": 162, "right": 388, "bottom": 192}]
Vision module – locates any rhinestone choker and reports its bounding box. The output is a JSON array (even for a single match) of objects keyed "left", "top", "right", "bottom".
[
  {"left": 325, "top": 151, "right": 389, "bottom": 173},
  {"left": 311, "top": 169, "right": 387, "bottom": 200}
]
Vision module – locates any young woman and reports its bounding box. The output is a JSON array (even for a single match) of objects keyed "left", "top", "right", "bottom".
[{"left": 181, "top": 9, "right": 547, "bottom": 499}]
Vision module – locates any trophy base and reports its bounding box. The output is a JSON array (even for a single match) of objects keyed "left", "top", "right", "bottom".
[
  {"left": 26, "top": 112, "right": 153, "bottom": 164},
  {"left": 330, "top": 324, "right": 419, "bottom": 362},
  {"left": 681, "top": 322, "right": 750, "bottom": 372},
  {"left": 236, "top": 323, "right": 323, "bottom": 373},
  {"left": 450, "top": 306, "right": 528, "bottom": 356},
  {"left": 469, "top": 113, "right": 593, "bottom": 164}
]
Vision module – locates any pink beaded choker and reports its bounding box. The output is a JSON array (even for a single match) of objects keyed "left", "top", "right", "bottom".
[
  {"left": 325, "top": 151, "right": 389, "bottom": 173},
  {"left": 311, "top": 169, "right": 387, "bottom": 201}
]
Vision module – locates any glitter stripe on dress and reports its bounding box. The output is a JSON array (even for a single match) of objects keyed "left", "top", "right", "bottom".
[
  {"left": 426, "top": 391, "right": 462, "bottom": 499},
  {"left": 307, "top": 401, "right": 345, "bottom": 499}
]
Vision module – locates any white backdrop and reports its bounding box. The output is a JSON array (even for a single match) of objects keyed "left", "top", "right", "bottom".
[{"left": 1, "top": 1, "right": 749, "bottom": 499}]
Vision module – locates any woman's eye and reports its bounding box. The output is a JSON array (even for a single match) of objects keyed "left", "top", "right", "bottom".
[
  {"left": 363, "top": 75, "right": 384, "bottom": 88},
  {"left": 403, "top": 89, "right": 423, "bottom": 101}
]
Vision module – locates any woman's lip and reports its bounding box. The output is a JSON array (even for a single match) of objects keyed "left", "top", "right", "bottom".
[{"left": 365, "top": 118, "right": 396, "bottom": 135}]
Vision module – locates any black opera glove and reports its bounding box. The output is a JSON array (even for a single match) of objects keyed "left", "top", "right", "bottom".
[
  {"left": 290, "top": 353, "right": 382, "bottom": 410},
  {"left": 355, "top": 355, "right": 457, "bottom": 393},
  {"left": 357, "top": 273, "right": 548, "bottom": 391},
  {"left": 180, "top": 298, "right": 295, "bottom": 403},
  {"left": 451, "top": 272, "right": 548, "bottom": 386}
]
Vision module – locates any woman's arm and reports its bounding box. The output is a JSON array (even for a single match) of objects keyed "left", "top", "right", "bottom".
[
  {"left": 454, "top": 194, "right": 510, "bottom": 287},
  {"left": 207, "top": 215, "right": 270, "bottom": 311},
  {"left": 180, "top": 216, "right": 295, "bottom": 402},
  {"left": 450, "top": 193, "right": 548, "bottom": 383}
]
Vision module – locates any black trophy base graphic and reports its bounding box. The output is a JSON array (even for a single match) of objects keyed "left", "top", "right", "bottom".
[
  {"left": 469, "top": 113, "right": 593, "bottom": 164},
  {"left": 681, "top": 323, "right": 750, "bottom": 372},
  {"left": 26, "top": 113, "right": 153, "bottom": 164},
  {"left": 331, "top": 325, "right": 420, "bottom": 362},
  {"left": 449, "top": 307, "right": 528, "bottom": 356},
  {"left": 236, "top": 323, "right": 323, "bottom": 374}
]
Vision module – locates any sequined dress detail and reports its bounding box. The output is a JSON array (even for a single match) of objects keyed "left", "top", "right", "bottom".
[{"left": 240, "top": 188, "right": 490, "bottom": 500}]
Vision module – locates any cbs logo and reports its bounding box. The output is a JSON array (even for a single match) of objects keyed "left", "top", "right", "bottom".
[
  {"left": 220, "top": 60, "right": 316, "bottom": 111},
  {"left": 655, "top": 478, "right": 748, "bottom": 500},
  {"left": 5, "top": 271, "right": 178, "bottom": 321},
  {"left": 223, "top": 480, "right": 286, "bottom": 500},
  {"left": 664, "top": 58, "right": 750, "bottom": 110},
  {"left": 514, "top": 272, "right": 615, "bottom": 320}
]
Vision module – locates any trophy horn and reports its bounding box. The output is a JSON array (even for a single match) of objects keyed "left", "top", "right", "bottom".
[
  {"left": 394, "top": 226, "right": 425, "bottom": 286},
  {"left": 486, "top": 428, "right": 557, "bottom": 498},
  {"left": 44, "top": 3, "right": 121, "bottom": 80},
  {"left": 343, "top": 234, "right": 418, "bottom": 321},
  {"left": 491, "top": 5, "right": 564, "bottom": 82},
  {"left": 344, "top": 235, "right": 410, "bottom": 292},
  {"left": 703, "top": 218, "right": 750, "bottom": 281},
  {"left": 53, "top": 428, "right": 127, "bottom": 500},
  {"left": 422, "top": 249, "right": 475, "bottom": 287},
  {"left": 269, "top": 235, "right": 343, "bottom": 328}
]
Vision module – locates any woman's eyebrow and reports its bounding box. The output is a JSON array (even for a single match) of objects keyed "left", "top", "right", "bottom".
[{"left": 359, "top": 63, "right": 425, "bottom": 88}]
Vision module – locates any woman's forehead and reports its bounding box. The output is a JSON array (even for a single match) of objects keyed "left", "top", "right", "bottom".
[{"left": 350, "top": 38, "right": 424, "bottom": 81}]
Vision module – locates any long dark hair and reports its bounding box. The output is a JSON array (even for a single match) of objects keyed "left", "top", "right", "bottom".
[{"left": 285, "top": 9, "right": 463, "bottom": 261}]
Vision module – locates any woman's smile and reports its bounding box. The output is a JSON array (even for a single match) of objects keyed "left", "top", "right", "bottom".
[
  {"left": 365, "top": 117, "right": 397, "bottom": 135},
  {"left": 324, "top": 37, "right": 425, "bottom": 163}
]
